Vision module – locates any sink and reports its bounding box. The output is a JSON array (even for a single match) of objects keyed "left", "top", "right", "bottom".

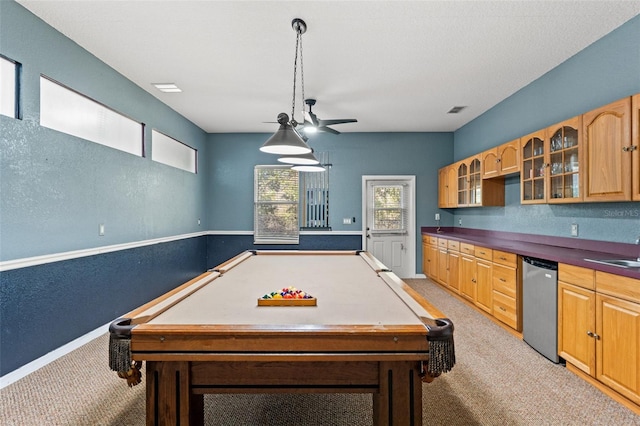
[{"left": 584, "top": 258, "right": 640, "bottom": 268}]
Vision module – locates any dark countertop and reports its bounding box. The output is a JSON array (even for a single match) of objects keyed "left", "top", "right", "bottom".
[{"left": 421, "top": 227, "right": 640, "bottom": 280}]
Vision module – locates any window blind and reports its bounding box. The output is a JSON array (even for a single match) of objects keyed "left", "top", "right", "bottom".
[
  {"left": 369, "top": 183, "right": 408, "bottom": 234},
  {"left": 254, "top": 165, "right": 299, "bottom": 244}
]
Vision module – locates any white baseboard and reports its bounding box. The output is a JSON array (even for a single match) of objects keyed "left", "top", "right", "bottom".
[{"left": 0, "top": 321, "right": 111, "bottom": 389}]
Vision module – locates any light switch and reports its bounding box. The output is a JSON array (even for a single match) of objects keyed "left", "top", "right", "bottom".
[{"left": 99, "top": 223, "right": 105, "bottom": 236}]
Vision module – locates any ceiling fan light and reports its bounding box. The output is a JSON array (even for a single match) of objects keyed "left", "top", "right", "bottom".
[
  {"left": 303, "top": 125, "right": 318, "bottom": 134},
  {"left": 292, "top": 164, "right": 325, "bottom": 172},
  {"left": 260, "top": 122, "right": 312, "bottom": 155},
  {"left": 278, "top": 150, "right": 320, "bottom": 165}
]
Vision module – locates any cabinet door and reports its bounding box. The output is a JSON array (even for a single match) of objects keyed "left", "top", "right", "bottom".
[
  {"left": 482, "top": 149, "right": 499, "bottom": 179},
  {"left": 596, "top": 294, "right": 640, "bottom": 405},
  {"left": 467, "top": 157, "right": 482, "bottom": 206},
  {"left": 558, "top": 282, "right": 596, "bottom": 376},
  {"left": 498, "top": 139, "right": 520, "bottom": 175},
  {"left": 521, "top": 130, "right": 547, "bottom": 204},
  {"left": 459, "top": 254, "right": 476, "bottom": 303},
  {"left": 422, "top": 243, "right": 429, "bottom": 277},
  {"left": 475, "top": 259, "right": 492, "bottom": 313},
  {"left": 448, "top": 250, "right": 460, "bottom": 293},
  {"left": 427, "top": 244, "right": 439, "bottom": 281},
  {"left": 457, "top": 162, "right": 468, "bottom": 207},
  {"left": 438, "top": 167, "right": 448, "bottom": 208},
  {"left": 547, "top": 116, "right": 582, "bottom": 203},
  {"left": 583, "top": 97, "right": 632, "bottom": 202},
  {"left": 437, "top": 248, "right": 448, "bottom": 286},
  {"left": 447, "top": 166, "right": 458, "bottom": 208},
  {"left": 632, "top": 94, "right": 640, "bottom": 201}
]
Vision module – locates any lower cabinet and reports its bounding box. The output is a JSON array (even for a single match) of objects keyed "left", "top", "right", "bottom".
[
  {"left": 459, "top": 254, "right": 476, "bottom": 303},
  {"left": 558, "top": 280, "right": 596, "bottom": 375},
  {"left": 475, "top": 259, "right": 493, "bottom": 313},
  {"left": 558, "top": 264, "right": 640, "bottom": 407}
]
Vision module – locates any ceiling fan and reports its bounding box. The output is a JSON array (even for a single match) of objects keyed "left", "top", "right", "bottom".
[{"left": 300, "top": 99, "right": 357, "bottom": 135}]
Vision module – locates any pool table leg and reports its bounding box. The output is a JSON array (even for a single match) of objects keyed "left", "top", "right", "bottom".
[
  {"left": 373, "top": 361, "right": 422, "bottom": 426},
  {"left": 146, "top": 361, "right": 204, "bottom": 426}
]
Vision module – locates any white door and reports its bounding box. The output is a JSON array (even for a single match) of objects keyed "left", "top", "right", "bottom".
[{"left": 362, "top": 176, "right": 416, "bottom": 278}]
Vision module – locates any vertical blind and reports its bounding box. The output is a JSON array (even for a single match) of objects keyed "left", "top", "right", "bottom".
[
  {"left": 301, "top": 152, "right": 330, "bottom": 228},
  {"left": 254, "top": 165, "right": 299, "bottom": 244}
]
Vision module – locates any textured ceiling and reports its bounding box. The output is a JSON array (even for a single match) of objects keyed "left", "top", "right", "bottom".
[{"left": 16, "top": 1, "right": 640, "bottom": 133}]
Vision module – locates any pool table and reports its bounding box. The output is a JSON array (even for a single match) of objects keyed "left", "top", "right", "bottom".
[{"left": 109, "top": 250, "right": 454, "bottom": 426}]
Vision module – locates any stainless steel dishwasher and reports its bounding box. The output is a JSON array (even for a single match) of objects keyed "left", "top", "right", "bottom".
[{"left": 522, "top": 257, "right": 559, "bottom": 363}]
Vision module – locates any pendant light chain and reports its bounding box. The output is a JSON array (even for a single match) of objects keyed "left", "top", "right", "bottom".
[
  {"left": 290, "top": 25, "right": 306, "bottom": 126},
  {"left": 291, "top": 31, "right": 301, "bottom": 123}
]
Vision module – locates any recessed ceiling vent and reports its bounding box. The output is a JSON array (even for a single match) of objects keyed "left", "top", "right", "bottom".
[{"left": 447, "top": 106, "right": 466, "bottom": 114}]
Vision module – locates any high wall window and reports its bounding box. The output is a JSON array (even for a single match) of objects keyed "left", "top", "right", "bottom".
[
  {"left": 254, "top": 165, "right": 299, "bottom": 244},
  {"left": 0, "top": 55, "right": 20, "bottom": 119},
  {"left": 151, "top": 130, "right": 197, "bottom": 173},
  {"left": 40, "top": 76, "right": 144, "bottom": 156}
]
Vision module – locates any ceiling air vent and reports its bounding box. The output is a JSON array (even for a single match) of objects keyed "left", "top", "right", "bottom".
[{"left": 447, "top": 106, "right": 466, "bottom": 114}]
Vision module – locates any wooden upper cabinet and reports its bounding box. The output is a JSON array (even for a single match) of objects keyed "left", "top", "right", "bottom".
[
  {"left": 438, "top": 164, "right": 458, "bottom": 208},
  {"left": 438, "top": 167, "right": 449, "bottom": 208},
  {"left": 583, "top": 97, "right": 632, "bottom": 202},
  {"left": 520, "top": 130, "right": 547, "bottom": 204},
  {"left": 547, "top": 116, "right": 582, "bottom": 204},
  {"left": 482, "top": 139, "right": 520, "bottom": 179},
  {"left": 482, "top": 149, "right": 499, "bottom": 179},
  {"left": 457, "top": 161, "right": 469, "bottom": 207},
  {"left": 497, "top": 139, "right": 520, "bottom": 175},
  {"left": 447, "top": 165, "right": 458, "bottom": 208},
  {"left": 632, "top": 94, "right": 640, "bottom": 201}
]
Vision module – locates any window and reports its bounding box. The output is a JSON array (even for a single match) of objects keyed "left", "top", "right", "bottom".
[
  {"left": 254, "top": 165, "right": 299, "bottom": 244},
  {"left": 369, "top": 183, "right": 408, "bottom": 234},
  {"left": 0, "top": 55, "right": 20, "bottom": 119},
  {"left": 151, "top": 130, "right": 197, "bottom": 173},
  {"left": 301, "top": 152, "right": 330, "bottom": 229},
  {"left": 40, "top": 76, "right": 144, "bottom": 156}
]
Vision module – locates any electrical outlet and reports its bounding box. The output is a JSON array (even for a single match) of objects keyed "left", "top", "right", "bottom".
[
  {"left": 435, "top": 213, "right": 440, "bottom": 221},
  {"left": 571, "top": 223, "right": 578, "bottom": 237},
  {"left": 343, "top": 218, "right": 352, "bottom": 225},
  {"left": 458, "top": 218, "right": 462, "bottom": 226},
  {"left": 99, "top": 223, "right": 105, "bottom": 236}
]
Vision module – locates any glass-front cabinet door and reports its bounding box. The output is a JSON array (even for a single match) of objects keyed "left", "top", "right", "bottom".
[
  {"left": 547, "top": 116, "right": 582, "bottom": 203},
  {"left": 468, "top": 156, "right": 482, "bottom": 206},
  {"left": 457, "top": 161, "right": 468, "bottom": 207},
  {"left": 521, "top": 130, "right": 547, "bottom": 203}
]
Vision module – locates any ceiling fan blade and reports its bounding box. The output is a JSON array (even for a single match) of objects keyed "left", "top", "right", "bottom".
[
  {"left": 318, "top": 118, "right": 357, "bottom": 126},
  {"left": 318, "top": 126, "right": 340, "bottom": 135}
]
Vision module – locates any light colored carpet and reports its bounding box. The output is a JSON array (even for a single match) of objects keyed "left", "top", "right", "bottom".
[{"left": 1, "top": 279, "right": 638, "bottom": 425}]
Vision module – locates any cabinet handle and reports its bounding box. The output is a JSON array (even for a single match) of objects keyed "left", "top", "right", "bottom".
[
  {"left": 623, "top": 146, "right": 629, "bottom": 152},
  {"left": 471, "top": 278, "right": 477, "bottom": 283},
  {"left": 499, "top": 306, "right": 506, "bottom": 312},
  {"left": 499, "top": 278, "right": 506, "bottom": 282},
  {"left": 500, "top": 256, "right": 507, "bottom": 260},
  {"left": 587, "top": 331, "right": 601, "bottom": 340},
  {"left": 630, "top": 145, "right": 638, "bottom": 152}
]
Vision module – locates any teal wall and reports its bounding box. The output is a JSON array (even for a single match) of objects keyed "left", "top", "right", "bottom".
[
  {"left": 452, "top": 15, "right": 640, "bottom": 244},
  {"left": 0, "top": 0, "right": 209, "bottom": 261},
  {"left": 207, "top": 131, "right": 454, "bottom": 250}
]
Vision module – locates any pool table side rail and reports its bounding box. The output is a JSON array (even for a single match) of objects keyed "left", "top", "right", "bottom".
[
  {"left": 378, "top": 272, "right": 446, "bottom": 320},
  {"left": 124, "top": 271, "right": 220, "bottom": 325}
]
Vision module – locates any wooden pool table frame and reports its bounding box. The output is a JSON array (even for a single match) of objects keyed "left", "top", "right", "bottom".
[{"left": 114, "top": 250, "right": 451, "bottom": 426}]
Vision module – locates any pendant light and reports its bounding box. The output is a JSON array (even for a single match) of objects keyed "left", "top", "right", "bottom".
[{"left": 260, "top": 19, "right": 312, "bottom": 156}]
